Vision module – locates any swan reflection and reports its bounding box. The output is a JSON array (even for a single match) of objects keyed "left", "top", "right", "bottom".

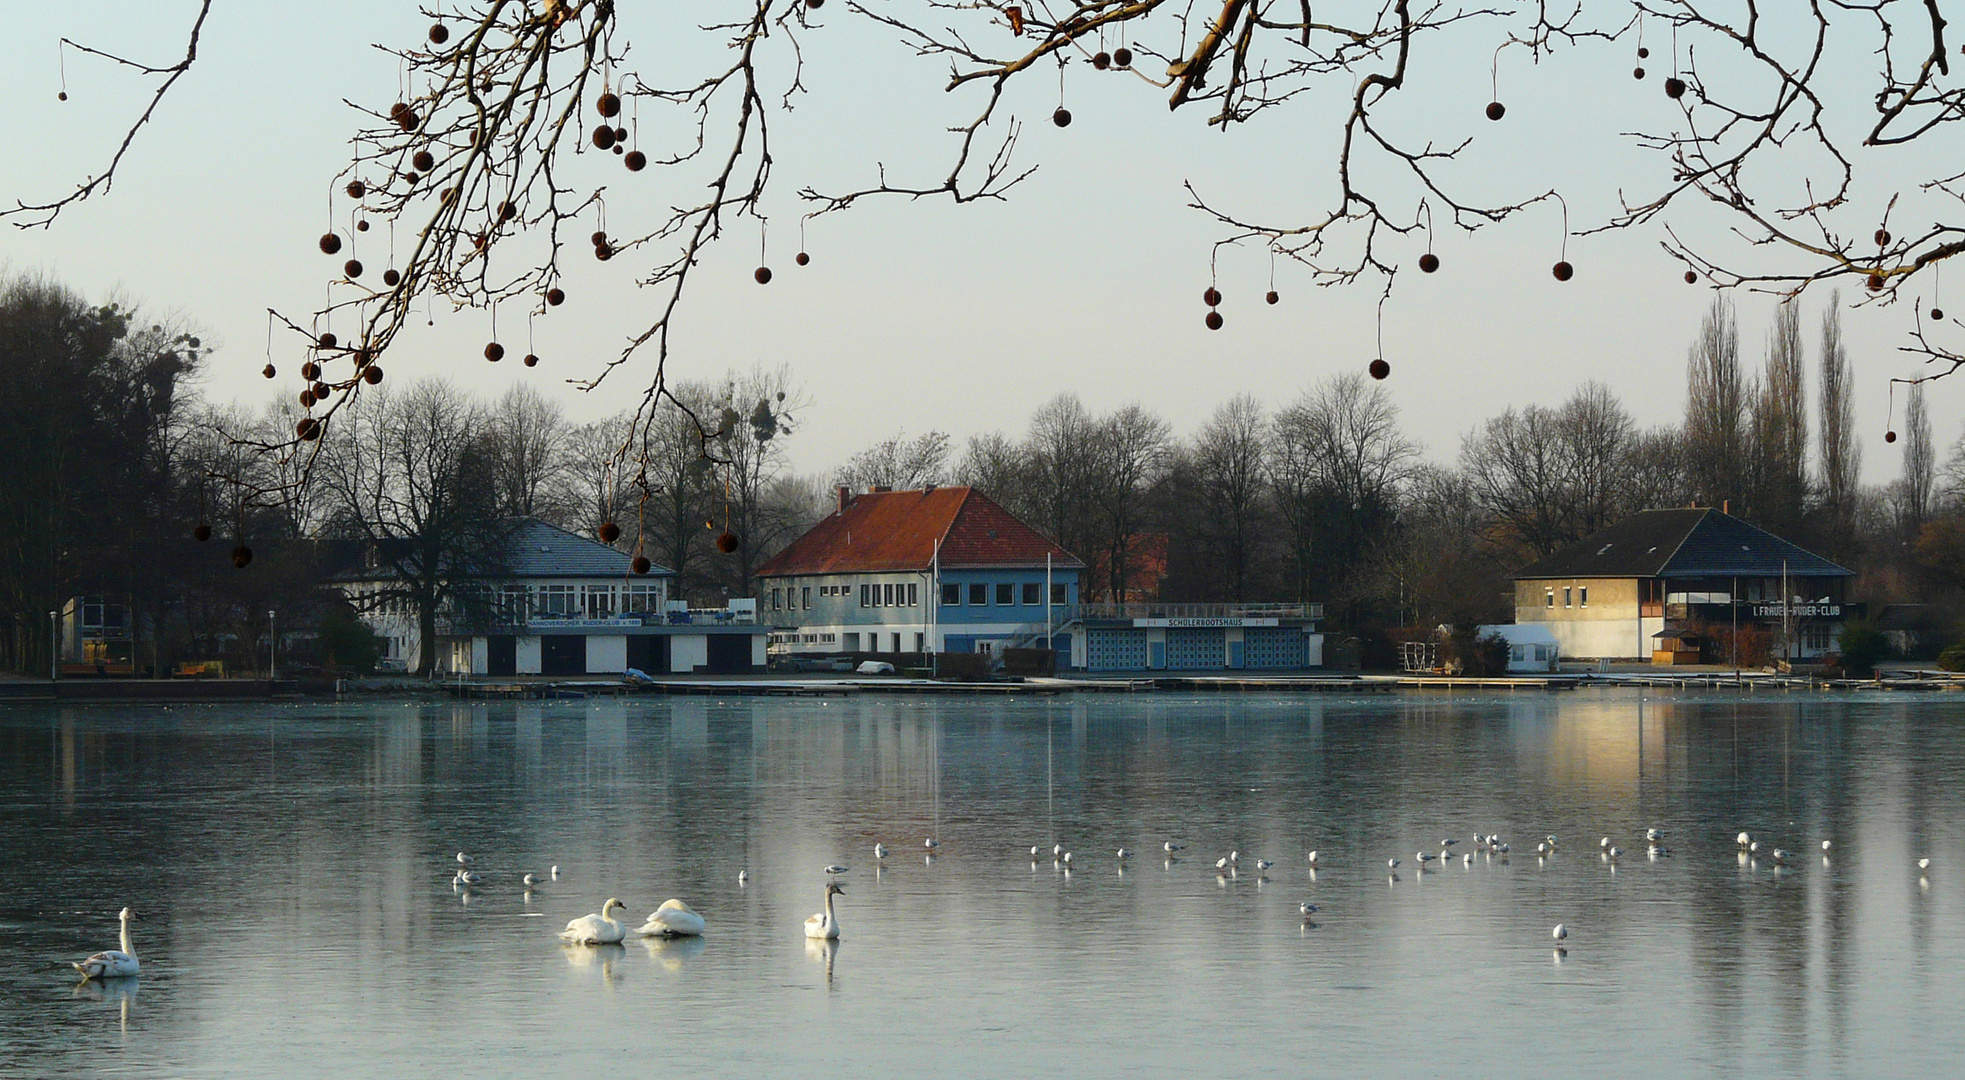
[
  {"left": 639, "top": 933, "right": 707, "bottom": 971},
  {"left": 561, "top": 942, "right": 627, "bottom": 985},
  {"left": 74, "top": 975, "right": 137, "bottom": 1032},
  {"left": 805, "top": 936, "right": 839, "bottom": 988}
]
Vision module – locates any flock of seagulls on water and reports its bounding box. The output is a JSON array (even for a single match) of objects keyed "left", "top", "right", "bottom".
[{"left": 65, "top": 828, "right": 1940, "bottom": 980}]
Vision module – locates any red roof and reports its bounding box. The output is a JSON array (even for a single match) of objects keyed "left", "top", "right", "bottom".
[{"left": 757, "top": 487, "right": 1084, "bottom": 577}]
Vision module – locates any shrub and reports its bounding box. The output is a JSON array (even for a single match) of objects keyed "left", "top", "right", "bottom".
[
  {"left": 1835, "top": 623, "right": 1891, "bottom": 678},
  {"left": 319, "top": 604, "right": 383, "bottom": 674},
  {"left": 1936, "top": 643, "right": 1965, "bottom": 673},
  {"left": 1443, "top": 625, "right": 1512, "bottom": 677}
]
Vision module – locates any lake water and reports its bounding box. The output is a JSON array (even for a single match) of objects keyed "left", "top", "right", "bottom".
[{"left": 1, "top": 690, "right": 1961, "bottom": 1078}]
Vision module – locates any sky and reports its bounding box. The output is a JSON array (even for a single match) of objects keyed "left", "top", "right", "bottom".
[{"left": 2, "top": 2, "right": 1954, "bottom": 486}]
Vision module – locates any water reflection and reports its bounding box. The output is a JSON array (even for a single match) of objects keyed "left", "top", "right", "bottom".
[{"left": 0, "top": 692, "right": 1961, "bottom": 1078}]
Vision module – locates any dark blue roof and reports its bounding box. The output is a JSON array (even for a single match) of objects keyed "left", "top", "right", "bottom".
[
  {"left": 498, "top": 520, "right": 672, "bottom": 578},
  {"left": 1515, "top": 509, "right": 1850, "bottom": 580}
]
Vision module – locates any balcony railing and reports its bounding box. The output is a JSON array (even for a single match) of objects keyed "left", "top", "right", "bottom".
[{"left": 1064, "top": 602, "right": 1324, "bottom": 622}]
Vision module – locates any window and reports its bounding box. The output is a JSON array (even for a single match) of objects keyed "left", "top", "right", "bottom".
[
  {"left": 915, "top": 632, "right": 925, "bottom": 652},
  {"left": 541, "top": 584, "right": 577, "bottom": 616},
  {"left": 884, "top": 583, "right": 896, "bottom": 606},
  {"left": 1051, "top": 583, "right": 1067, "bottom": 604},
  {"left": 1545, "top": 590, "right": 1555, "bottom": 609},
  {"left": 997, "top": 583, "right": 1015, "bottom": 605},
  {"left": 861, "top": 584, "right": 872, "bottom": 607},
  {"left": 1579, "top": 586, "right": 1588, "bottom": 608},
  {"left": 586, "top": 585, "right": 617, "bottom": 618},
  {"left": 892, "top": 633, "right": 902, "bottom": 653},
  {"left": 802, "top": 586, "right": 811, "bottom": 609},
  {"left": 626, "top": 584, "right": 661, "bottom": 613},
  {"left": 942, "top": 583, "right": 961, "bottom": 605},
  {"left": 1563, "top": 587, "right": 1573, "bottom": 608},
  {"left": 771, "top": 588, "right": 782, "bottom": 611},
  {"left": 970, "top": 583, "right": 988, "bottom": 605},
  {"left": 1022, "top": 582, "right": 1042, "bottom": 604},
  {"left": 907, "top": 583, "right": 918, "bottom": 606}
]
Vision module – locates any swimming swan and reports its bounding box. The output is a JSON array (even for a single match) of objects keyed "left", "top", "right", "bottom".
[
  {"left": 72, "top": 907, "right": 140, "bottom": 980},
  {"left": 804, "top": 882, "right": 844, "bottom": 940},
  {"left": 559, "top": 898, "right": 628, "bottom": 944},
  {"left": 637, "top": 899, "right": 706, "bottom": 938}
]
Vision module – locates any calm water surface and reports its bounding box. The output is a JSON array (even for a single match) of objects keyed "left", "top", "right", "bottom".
[{"left": 2, "top": 691, "right": 1962, "bottom": 1078}]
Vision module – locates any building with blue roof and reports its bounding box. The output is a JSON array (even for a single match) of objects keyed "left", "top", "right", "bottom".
[{"left": 1512, "top": 508, "right": 1854, "bottom": 662}]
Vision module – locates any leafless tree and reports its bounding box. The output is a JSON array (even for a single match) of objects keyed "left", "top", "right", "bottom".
[
  {"left": 1685, "top": 296, "right": 1745, "bottom": 511},
  {"left": 484, "top": 384, "right": 575, "bottom": 525},
  {"left": 1270, "top": 374, "right": 1416, "bottom": 606},
  {"left": 1182, "top": 394, "right": 1272, "bottom": 601},
  {"left": 1898, "top": 382, "right": 1935, "bottom": 532},
  {"left": 1460, "top": 404, "right": 1573, "bottom": 557},
  {"left": 1024, "top": 394, "right": 1102, "bottom": 560},
  {"left": 23, "top": 1, "right": 1965, "bottom": 520},
  {"left": 834, "top": 430, "right": 953, "bottom": 492},
  {"left": 1621, "top": 424, "right": 1692, "bottom": 513},
  {"left": 1088, "top": 404, "right": 1172, "bottom": 602},
  {"left": 1818, "top": 295, "right": 1861, "bottom": 554},
  {"left": 1556, "top": 381, "right": 1634, "bottom": 538},
  {"left": 1747, "top": 301, "right": 1809, "bottom": 535},
  {"left": 954, "top": 431, "right": 1031, "bottom": 509}
]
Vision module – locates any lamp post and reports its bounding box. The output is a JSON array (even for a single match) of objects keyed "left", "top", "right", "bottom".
[
  {"left": 48, "top": 610, "right": 59, "bottom": 683},
  {"left": 268, "top": 609, "right": 277, "bottom": 682}
]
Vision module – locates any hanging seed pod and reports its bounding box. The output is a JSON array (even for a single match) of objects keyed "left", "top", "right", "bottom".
[
  {"left": 625, "top": 150, "right": 647, "bottom": 171},
  {"left": 546, "top": 287, "right": 566, "bottom": 306},
  {"left": 344, "top": 259, "right": 364, "bottom": 278},
  {"left": 363, "top": 365, "right": 384, "bottom": 385},
  {"left": 402, "top": 171, "right": 420, "bottom": 185},
  {"left": 232, "top": 545, "right": 254, "bottom": 569},
  {"left": 1094, "top": 52, "right": 1111, "bottom": 70},
  {"left": 1369, "top": 358, "right": 1391, "bottom": 380},
  {"left": 1419, "top": 253, "right": 1440, "bottom": 273},
  {"left": 317, "top": 333, "right": 338, "bottom": 350},
  {"left": 1633, "top": 67, "right": 1645, "bottom": 79},
  {"left": 441, "top": 188, "right": 457, "bottom": 205},
  {"left": 592, "top": 126, "right": 617, "bottom": 150},
  {"left": 498, "top": 200, "right": 517, "bottom": 222},
  {"left": 1486, "top": 101, "right": 1506, "bottom": 120},
  {"left": 413, "top": 150, "right": 435, "bottom": 172},
  {"left": 755, "top": 266, "right": 773, "bottom": 284},
  {"left": 398, "top": 110, "right": 419, "bottom": 131},
  {"left": 1203, "top": 286, "right": 1222, "bottom": 306},
  {"left": 1638, "top": 47, "right": 1650, "bottom": 59},
  {"left": 58, "top": 91, "right": 67, "bottom": 101},
  {"left": 715, "top": 531, "right": 741, "bottom": 554},
  {"left": 429, "top": 23, "right": 449, "bottom": 44},
  {"left": 1664, "top": 77, "right": 1685, "bottom": 99},
  {"left": 612, "top": 144, "right": 624, "bottom": 156},
  {"left": 356, "top": 219, "right": 370, "bottom": 233},
  {"left": 598, "top": 521, "right": 621, "bottom": 544},
  {"left": 808, "top": 0, "right": 825, "bottom": 8},
  {"left": 193, "top": 523, "right": 212, "bottom": 542},
  {"left": 523, "top": 353, "right": 539, "bottom": 367},
  {"left": 632, "top": 554, "right": 652, "bottom": 575},
  {"left": 390, "top": 102, "right": 409, "bottom": 119},
  {"left": 319, "top": 232, "right": 343, "bottom": 255},
  {"left": 1266, "top": 291, "right": 1279, "bottom": 305},
  {"left": 485, "top": 342, "right": 505, "bottom": 362},
  {"left": 383, "top": 268, "right": 401, "bottom": 287},
  {"left": 314, "top": 382, "right": 333, "bottom": 401},
  {"left": 296, "top": 417, "right": 321, "bottom": 441},
  {"left": 1052, "top": 107, "right": 1072, "bottom": 128},
  {"left": 597, "top": 92, "right": 621, "bottom": 118},
  {"left": 1553, "top": 261, "right": 1574, "bottom": 281},
  {"left": 796, "top": 252, "right": 810, "bottom": 266},
  {"left": 301, "top": 361, "right": 321, "bottom": 380},
  {"left": 614, "top": 126, "right": 628, "bottom": 143},
  {"left": 1205, "top": 311, "right": 1224, "bottom": 330},
  {"left": 1875, "top": 229, "right": 1892, "bottom": 246},
  {"left": 1685, "top": 270, "right": 1698, "bottom": 284},
  {"left": 591, "top": 230, "right": 609, "bottom": 246},
  {"left": 346, "top": 180, "right": 366, "bottom": 199},
  {"left": 1114, "top": 47, "right": 1133, "bottom": 67},
  {"left": 1886, "top": 430, "right": 1899, "bottom": 443},
  {"left": 1931, "top": 307, "right": 1946, "bottom": 321},
  {"left": 1868, "top": 272, "right": 1886, "bottom": 291},
  {"left": 596, "top": 242, "right": 614, "bottom": 261},
  {"left": 262, "top": 363, "right": 277, "bottom": 379}
]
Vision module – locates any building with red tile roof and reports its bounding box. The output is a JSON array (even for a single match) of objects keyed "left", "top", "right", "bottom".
[{"left": 757, "top": 486, "right": 1085, "bottom": 658}]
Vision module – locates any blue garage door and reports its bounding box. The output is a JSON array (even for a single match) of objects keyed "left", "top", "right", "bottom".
[
  {"left": 1242, "top": 627, "right": 1306, "bottom": 668},
  {"left": 1165, "top": 628, "right": 1224, "bottom": 670},
  {"left": 1086, "top": 629, "right": 1148, "bottom": 671}
]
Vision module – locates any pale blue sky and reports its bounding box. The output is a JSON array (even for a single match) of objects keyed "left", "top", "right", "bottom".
[{"left": 2, "top": 3, "right": 1950, "bottom": 483}]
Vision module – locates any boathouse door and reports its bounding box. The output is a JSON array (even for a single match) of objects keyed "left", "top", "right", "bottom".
[
  {"left": 487, "top": 635, "right": 517, "bottom": 677},
  {"left": 540, "top": 635, "right": 585, "bottom": 676}
]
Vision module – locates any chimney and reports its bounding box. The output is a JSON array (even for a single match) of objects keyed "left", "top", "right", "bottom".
[
  {"left": 836, "top": 485, "right": 852, "bottom": 515},
  {"left": 1722, "top": 499, "right": 1730, "bottom": 515},
  {"left": 871, "top": 485, "right": 891, "bottom": 494}
]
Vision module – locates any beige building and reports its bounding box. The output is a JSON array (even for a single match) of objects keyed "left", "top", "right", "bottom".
[{"left": 1514, "top": 508, "right": 1853, "bottom": 662}]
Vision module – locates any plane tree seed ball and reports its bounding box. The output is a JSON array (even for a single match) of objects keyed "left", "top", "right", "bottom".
[
  {"left": 1053, "top": 108, "right": 1072, "bottom": 127},
  {"left": 523, "top": 354, "right": 539, "bottom": 367},
  {"left": 1205, "top": 310, "right": 1224, "bottom": 330},
  {"left": 485, "top": 342, "right": 505, "bottom": 362},
  {"left": 754, "top": 266, "right": 773, "bottom": 284},
  {"left": 1553, "top": 261, "right": 1574, "bottom": 281},
  {"left": 796, "top": 252, "right": 810, "bottom": 266},
  {"left": 320, "top": 233, "right": 343, "bottom": 255},
  {"left": 363, "top": 365, "right": 384, "bottom": 385},
  {"left": 592, "top": 126, "right": 616, "bottom": 150},
  {"left": 626, "top": 151, "right": 647, "bottom": 171},
  {"left": 429, "top": 24, "right": 449, "bottom": 44},
  {"left": 597, "top": 92, "right": 621, "bottom": 118},
  {"left": 1665, "top": 77, "right": 1686, "bottom": 98},
  {"left": 1369, "top": 358, "right": 1391, "bottom": 380},
  {"left": 344, "top": 259, "right": 363, "bottom": 278},
  {"left": 193, "top": 523, "right": 212, "bottom": 542},
  {"left": 1419, "top": 253, "right": 1440, "bottom": 273},
  {"left": 632, "top": 555, "right": 652, "bottom": 574},
  {"left": 1486, "top": 101, "right": 1505, "bottom": 120},
  {"left": 1114, "top": 47, "right": 1133, "bottom": 67},
  {"left": 383, "top": 269, "right": 401, "bottom": 287},
  {"left": 1266, "top": 291, "right": 1279, "bottom": 305},
  {"left": 346, "top": 180, "right": 366, "bottom": 198},
  {"left": 413, "top": 150, "right": 435, "bottom": 172},
  {"left": 1204, "top": 287, "right": 1222, "bottom": 306},
  {"left": 598, "top": 522, "right": 621, "bottom": 544},
  {"left": 547, "top": 287, "right": 565, "bottom": 306},
  {"left": 232, "top": 545, "right": 254, "bottom": 569}
]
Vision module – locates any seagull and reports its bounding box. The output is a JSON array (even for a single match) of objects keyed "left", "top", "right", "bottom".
[
  {"left": 1820, "top": 840, "right": 1833, "bottom": 853},
  {"left": 1305, "top": 851, "right": 1321, "bottom": 866},
  {"left": 1253, "top": 859, "right": 1274, "bottom": 872},
  {"left": 1600, "top": 837, "right": 1612, "bottom": 851},
  {"left": 1216, "top": 857, "right": 1231, "bottom": 870},
  {"left": 456, "top": 852, "right": 475, "bottom": 867},
  {"left": 1164, "top": 841, "right": 1184, "bottom": 853},
  {"left": 1605, "top": 846, "right": 1622, "bottom": 859},
  {"left": 1387, "top": 858, "right": 1401, "bottom": 869},
  {"left": 1919, "top": 857, "right": 1933, "bottom": 872},
  {"left": 1495, "top": 843, "right": 1510, "bottom": 854},
  {"left": 824, "top": 865, "right": 849, "bottom": 875},
  {"left": 1536, "top": 842, "right": 1552, "bottom": 856},
  {"left": 551, "top": 865, "right": 561, "bottom": 879},
  {"left": 1736, "top": 831, "right": 1752, "bottom": 848},
  {"left": 1770, "top": 849, "right": 1793, "bottom": 864},
  {"left": 737, "top": 870, "right": 749, "bottom": 885},
  {"left": 1299, "top": 902, "right": 1320, "bottom": 917},
  {"left": 1030, "top": 846, "right": 1041, "bottom": 857},
  {"left": 874, "top": 843, "right": 888, "bottom": 859},
  {"left": 1545, "top": 835, "right": 1560, "bottom": 849},
  {"left": 924, "top": 838, "right": 941, "bottom": 851},
  {"left": 1115, "top": 848, "right": 1131, "bottom": 859},
  {"left": 1054, "top": 844, "right": 1065, "bottom": 858},
  {"left": 1749, "top": 841, "right": 1762, "bottom": 854},
  {"left": 1229, "top": 851, "right": 1240, "bottom": 864},
  {"left": 1441, "top": 838, "right": 1459, "bottom": 850},
  {"left": 455, "top": 869, "right": 482, "bottom": 885},
  {"left": 522, "top": 873, "right": 539, "bottom": 888},
  {"left": 1553, "top": 923, "right": 1568, "bottom": 946},
  {"left": 1062, "top": 852, "right": 1073, "bottom": 863},
  {"left": 1646, "top": 828, "right": 1666, "bottom": 843},
  {"left": 1463, "top": 853, "right": 1473, "bottom": 866},
  {"left": 1416, "top": 852, "right": 1438, "bottom": 865}
]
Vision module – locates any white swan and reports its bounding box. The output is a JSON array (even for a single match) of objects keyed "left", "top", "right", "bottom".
[
  {"left": 559, "top": 898, "right": 628, "bottom": 944},
  {"left": 637, "top": 899, "right": 706, "bottom": 938},
  {"left": 804, "top": 882, "right": 844, "bottom": 940},
  {"left": 72, "top": 907, "right": 140, "bottom": 980}
]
